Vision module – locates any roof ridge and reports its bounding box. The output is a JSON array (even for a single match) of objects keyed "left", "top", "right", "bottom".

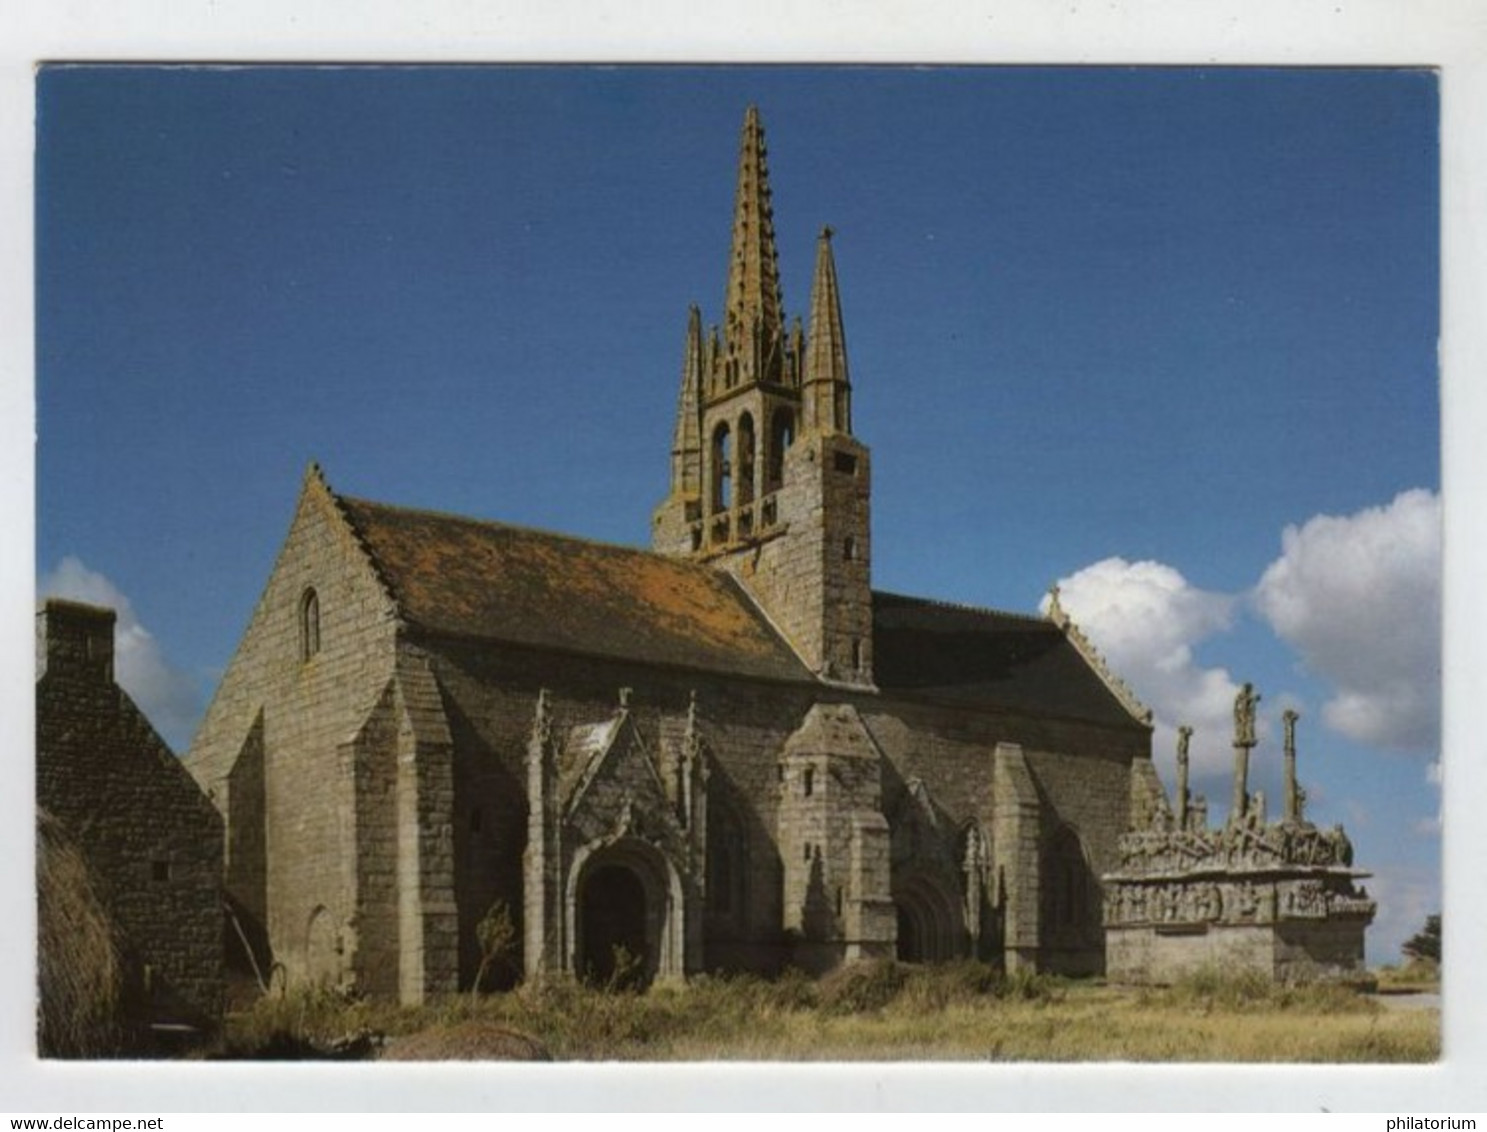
[
  {"left": 309, "top": 464, "right": 402, "bottom": 613},
  {"left": 871, "top": 589, "right": 1050, "bottom": 625},
  {"left": 338, "top": 493, "right": 690, "bottom": 565}
]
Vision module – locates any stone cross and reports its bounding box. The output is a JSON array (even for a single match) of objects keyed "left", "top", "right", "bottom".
[
  {"left": 1231, "top": 683, "right": 1260, "bottom": 821},
  {"left": 1176, "top": 725, "right": 1193, "bottom": 831},
  {"left": 1282, "top": 708, "right": 1301, "bottom": 822}
]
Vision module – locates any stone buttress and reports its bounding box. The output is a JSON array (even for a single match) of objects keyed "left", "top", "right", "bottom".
[{"left": 775, "top": 703, "right": 895, "bottom": 971}]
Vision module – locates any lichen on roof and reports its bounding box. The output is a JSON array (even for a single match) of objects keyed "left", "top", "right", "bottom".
[{"left": 335, "top": 495, "right": 814, "bottom": 684}]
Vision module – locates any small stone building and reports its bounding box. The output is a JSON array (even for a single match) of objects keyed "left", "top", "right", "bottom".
[
  {"left": 36, "top": 600, "right": 224, "bottom": 1038},
  {"left": 1103, "top": 699, "right": 1375, "bottom": 983},
  {"left": 185, "top": 107, "right": 1162, "bottom": 1003}
]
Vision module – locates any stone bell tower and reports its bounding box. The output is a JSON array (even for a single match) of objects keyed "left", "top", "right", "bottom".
[{"left": 652, "top": 107, "right": 872, "bottom": 687}]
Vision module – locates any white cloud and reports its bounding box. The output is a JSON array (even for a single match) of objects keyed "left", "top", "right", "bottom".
[
  {"left": 39, "top": 556, "right": 202, "bottom": 752},
  {"left": 1417, "top": 760, "right": 1443, "bottom": 836},
  {"left": 1365, "top": 863, "right": 1440, "bottom": 967},
  {"left": 1044, "top": 557, "right": 1241, "bottom": 775},
  {"left": 1253, "top": 489, "right": 1440, "bottom": 752}
]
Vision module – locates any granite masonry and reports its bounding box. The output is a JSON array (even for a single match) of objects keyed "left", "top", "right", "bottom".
[
  {"left": 1103, "top": 689, "right": 1375, "bottom": 983},
  {"left": 185, "top": 106, "right": 1172, "bottom": 1004},
  {"left": 36, "top": 600, "right": 225, "bottom": 1038}
]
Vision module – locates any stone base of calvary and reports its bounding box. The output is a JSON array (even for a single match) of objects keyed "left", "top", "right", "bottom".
[{"left": 1104, "top": 688, "right": 1376, "bottom": 983}]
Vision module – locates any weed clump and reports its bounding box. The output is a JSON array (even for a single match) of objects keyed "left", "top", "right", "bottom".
[{"left": 818, "top": 959, "right": 909, "bottom": 1014}]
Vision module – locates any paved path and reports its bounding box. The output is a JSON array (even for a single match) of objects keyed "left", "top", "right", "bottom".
[{"left": 1372, "top": 991, "right": 1441, "bottom": 1011}]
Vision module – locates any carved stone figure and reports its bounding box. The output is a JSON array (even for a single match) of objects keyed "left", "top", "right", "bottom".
[
  {"left": 1282, "top": 708, "right": 1301, "bottom": 822},
  {"left": 1175, "top": 725, "right": 1193, "bottom": 830},
  {"left": 1234, "top": 682, "right": 1260, "bottom": 748}
]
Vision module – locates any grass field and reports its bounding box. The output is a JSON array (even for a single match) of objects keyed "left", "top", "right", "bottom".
[{"left": 217, "top": 961, "right": 1440, "bottom": 1063}]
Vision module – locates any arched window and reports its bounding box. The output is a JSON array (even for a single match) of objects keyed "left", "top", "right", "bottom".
[
  {"left": 737, "top": 413, "right": 756, "bottom": 504},
  {"left": 1042, "top": 825, "right": 1094, "bottom": 941},
  {"left": 707, "top": 801, "right": 747, "bottom": 924},
  {"left": 711, "top": 422, "right": 732, "bottom": 514},
  {"left": 768, "top": 408, "right": 795, "bottom": 490},
  {"left": 299, "top": 588, "right": 320, "bottom": 661}
]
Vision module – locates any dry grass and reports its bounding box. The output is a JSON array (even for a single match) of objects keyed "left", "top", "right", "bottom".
[{"left": 220, "top": 961, "right": 1439, "bottom": 1063}]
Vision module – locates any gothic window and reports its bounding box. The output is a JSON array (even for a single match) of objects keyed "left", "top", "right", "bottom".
[
  {"left": 1042, "top": 825, "right": 1094, "bottom": 941},
  {"left": 843, "top": 536, "right": 857, "bottom": 561},
  {"left": 851, "top": 637, "right": 863, "bottom": 672},
  {"left": 767, "top": 407, "right": 795, "bottom": 490},
  {"left": 737, "top": 413, "right": 757, "bottom": 504},
  {"left": 707, "top": 802, "right": 747, "bottom": 921},
  {"left": 711, "top": 422, "right": 732, "bottom": 514},
  {"left": 299, "top": 588, "right": 320, "bottom": 661},
  {"left": 803, "top": 766, "right": 815, "bottom": 797}
]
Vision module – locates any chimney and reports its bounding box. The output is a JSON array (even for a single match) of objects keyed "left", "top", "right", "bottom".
[{"left": 37, "top": 599, "right": 116, "bottom": 683}]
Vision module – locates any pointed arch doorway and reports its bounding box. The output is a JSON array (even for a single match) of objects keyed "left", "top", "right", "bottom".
[
  {"left": 894, "top": 875, "right": 963, "bottom": 963},
  {"left": 570, "top": 838, "right": 682, "bottom": 987}
]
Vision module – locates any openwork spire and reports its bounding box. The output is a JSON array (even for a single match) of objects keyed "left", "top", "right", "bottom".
[
  {"left": 669, "top": 305, "right": 704, "bottom": 495},
  {"left": 803, "top": 226, "right": 852, "bottom": 433},
  {"left": 722, "top": 106, "right": 785, "bottom": 381}
]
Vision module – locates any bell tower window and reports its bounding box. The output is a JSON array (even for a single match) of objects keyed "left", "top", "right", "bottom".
[
  {"left": 711, "top": 422, "right": 733, "bottom": 514},
  {"left": 737, "top": 413, "right": 756, "bottom": 504}
]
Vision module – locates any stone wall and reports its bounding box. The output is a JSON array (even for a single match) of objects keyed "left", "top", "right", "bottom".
[
  {"left": 184, "top": 468, "right": 401, "bottom": 992},
  {"left": 37, "top": 601, "right": 224, "bottom": 1031},
  {"left": 418, "top": 629, "right": 1143, "bottom": 983},
  {"left": 187, "top": 469, "right": 1150, "bottom": 997},
  {"left": 1107, "top": 918, "right": 1369, "bottom": 984},
  {"left": 717, "top": 430, "right": 874, "bottom": 686}
]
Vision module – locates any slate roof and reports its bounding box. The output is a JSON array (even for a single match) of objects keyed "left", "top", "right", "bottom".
[
  {"left": 336, "top": 496, "right": 814, "bottom": 683},
  {"left": 871, "top": 592, "right": 1147, "bottom": 729},
  {"left": 335, "top": 494, "right": 1145, "bottom": 729}
]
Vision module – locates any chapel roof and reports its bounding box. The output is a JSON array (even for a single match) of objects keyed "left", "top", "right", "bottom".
[
  {"left": 336, "top": 495, "right": 814, "bottom": 683},
  {"left": 334, "top": 492, "right": 1146, "bottom": 729},
  {"left": 870, "top": 592, "right": 1148, "bottom": 729}
]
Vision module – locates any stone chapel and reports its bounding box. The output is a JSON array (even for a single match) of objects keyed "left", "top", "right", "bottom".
[{"left": 184, "top": 107, "right": 1162, "bottom": 1004}]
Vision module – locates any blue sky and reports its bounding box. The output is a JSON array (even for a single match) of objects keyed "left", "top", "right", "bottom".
[{"left": 35, "top": 65, "right": 1440, "bottom": 965}]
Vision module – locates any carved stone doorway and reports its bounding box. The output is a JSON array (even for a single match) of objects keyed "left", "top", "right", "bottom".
[
  {"left": 894, "top": 876, "right": 962, "bottom": 963},
  {"left": 573, "top": 840, "right": 677, "bottom": 987}
]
